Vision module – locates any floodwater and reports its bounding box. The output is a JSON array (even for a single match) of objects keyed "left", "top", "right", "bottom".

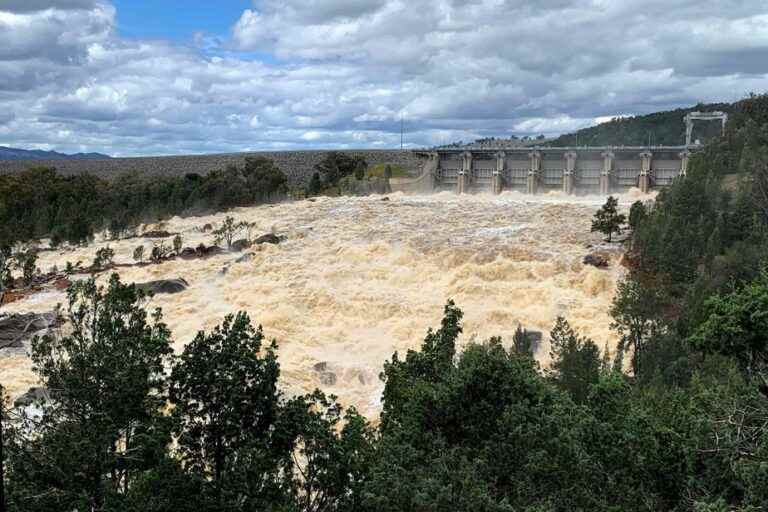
[{"left": 1, "top": 190, "right": 651, "bottom": 417}]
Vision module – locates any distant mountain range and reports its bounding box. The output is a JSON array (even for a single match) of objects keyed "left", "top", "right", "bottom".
[{"left": 0, "top": 146, "right": 111, "bottom": 161}]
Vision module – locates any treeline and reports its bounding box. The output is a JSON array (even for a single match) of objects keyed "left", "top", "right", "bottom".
[
  {"left": 549, "top": 101, "right": 732, "bottom": 147},
  {"left": 2, "top": 269, "right": 766, "bottom": 511},
  {"left": 0, "top": 156, "right": 289, "bottom": 249}
]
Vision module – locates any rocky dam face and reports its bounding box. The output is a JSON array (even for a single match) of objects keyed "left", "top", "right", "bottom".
[{"left": 0, "top": 190, "right": 648, "bottom": 417}]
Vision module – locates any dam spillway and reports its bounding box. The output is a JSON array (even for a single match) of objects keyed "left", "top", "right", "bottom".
[{"left": 395, "top": 146, "right": 696, "bottom": 196}]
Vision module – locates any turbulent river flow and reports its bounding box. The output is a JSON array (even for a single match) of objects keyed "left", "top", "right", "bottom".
[{"left": 1, "top": 190, "right": 651, "bottom": 417}]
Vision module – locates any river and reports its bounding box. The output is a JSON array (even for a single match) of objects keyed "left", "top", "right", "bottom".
[{"left": 1, "top": 190, "right": 650, "bottom": 417}]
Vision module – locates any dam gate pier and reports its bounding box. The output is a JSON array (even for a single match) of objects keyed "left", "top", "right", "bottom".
[{"left": 392, "top": 146, "right": 696, "bottom": 196}]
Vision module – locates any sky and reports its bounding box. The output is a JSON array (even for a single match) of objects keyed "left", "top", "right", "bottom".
[{"left": 1, "top": 0, "right": 767, "bottom": 156}]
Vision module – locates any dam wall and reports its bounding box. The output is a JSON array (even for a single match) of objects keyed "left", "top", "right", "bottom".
[
  {"left": 393, "top": 146, "right": 694, "bottom": 195},
  {"left": 0, "top": 149, "right": 426, "bottom": 189}
]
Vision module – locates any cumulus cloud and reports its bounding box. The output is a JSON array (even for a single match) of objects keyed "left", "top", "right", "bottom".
[{"left": 0, "top": 0, "right": 767, "bottom": 155}]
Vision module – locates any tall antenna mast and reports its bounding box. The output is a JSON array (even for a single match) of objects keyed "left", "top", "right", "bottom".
[{"left": 400, "top": 116, "right": 404, "bottom": 150}]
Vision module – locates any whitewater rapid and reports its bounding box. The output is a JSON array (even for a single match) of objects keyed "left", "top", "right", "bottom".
[{"left": 2, "top": 190, "right": 648, "bottom": 417}]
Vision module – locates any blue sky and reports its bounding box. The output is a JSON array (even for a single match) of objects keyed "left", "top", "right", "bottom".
[
  {"left": 0, "top": 0, "right": 766, "bottom": 156},
  {"left": 113, "top": 0, "right": 250, "bottom": 42}
]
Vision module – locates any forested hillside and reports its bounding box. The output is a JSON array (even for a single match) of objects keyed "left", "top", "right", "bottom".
[{"left": 549, "top": 102, "right": 733, "bottom": 147}]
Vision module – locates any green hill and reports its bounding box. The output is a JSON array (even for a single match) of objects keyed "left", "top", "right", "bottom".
[{"left": 548, "top": 102, "right": 733, "bottom": 147}]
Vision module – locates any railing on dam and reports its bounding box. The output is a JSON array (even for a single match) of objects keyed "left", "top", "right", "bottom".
[{"left": 417, "top": 146, "right": 696, "bottom": 195}]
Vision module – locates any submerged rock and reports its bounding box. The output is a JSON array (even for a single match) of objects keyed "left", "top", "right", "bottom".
[
  {"left": 195, "top": 244, "right": 224, "bottom": 257},
  {"left": 179, "top": 247, "right": 197, "bottom": 259},
  {"left": 254, "top": 233, "right": 283, "bottom": 245},
  {"left": 141, "top": 230, "right": 173, "bottom": 238},
  {"left": 583, "top": 254, "right": 610, "bottom": 268},
  {"left": 231, "top": 238, "right": 252, "bottom": 251},
  {"left": 0, "top": 311, "right": 58, "bottom": 350},
  {"left": 135, "top": 278, "right": 189, "bottom": 295}
]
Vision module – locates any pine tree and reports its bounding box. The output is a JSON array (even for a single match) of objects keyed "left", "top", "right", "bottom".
[{"left": 591, "top": 196, "right": 626, "bottom": 242}]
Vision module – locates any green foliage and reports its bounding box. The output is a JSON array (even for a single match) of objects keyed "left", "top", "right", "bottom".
[
  {"left": 169, "top": 311, "right": 286, "bottom": 509},
  {"left": 13, "top": 248, "right": 38, "bottom": 285},
  {"left": 92, "top": 245, "right": 114, "bottom": 270},
  {"left": 172, "top": 234, "right": 183, "bottom": 254},
  {"left": 547, "top": 317, "right": 602, "bottom": 403},
  {"left": 307, "top": 172, "right": 323, "bottom": 196},
  {"left": 628, "top": 200, "right": 648, "bottom": 231},
  {"left": 354, "top": 160, "right": 366, "bottom": 180},
  {"left": 212, "top": 216, "right": 248, "bottom": 248},
  {"left": 591, "top": 195, "right": 626, "bottom": 242},
  {"left": 0, "top": 158, "right": 288, "bottom": 249},
  {"left": 512, "top": 324, "right": 533, "bottom": 356},
  {"left": 133, "top": 244, "right": 145, "bottom": 263},
  {"left": 0, "top": 244, "right": 13, "bottom": 291},
  {"left": 282, "top": 390, "right": 375, "bottom": 512},
  {"left": 689, "top": 268, "right": 768, "bottom": 385},
  {"left": 549, "top": 102, "right": 732, "bottom": 147},
  {"left": 610, "top": 273, "right": 668, "bottom": 376},
  {"left": 150, "top": 241, "right": 171, "bottom": 262},
  {"left": 314, "top": 152, "right": 367, "bottom": 189},
  {"left": 6, "top": 275, "right": 173, "bottom": 511}
]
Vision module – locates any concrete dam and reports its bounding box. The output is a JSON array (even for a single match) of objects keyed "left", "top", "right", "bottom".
[{"left": 392, "top": 146, "right": 696, "bottom": 195}]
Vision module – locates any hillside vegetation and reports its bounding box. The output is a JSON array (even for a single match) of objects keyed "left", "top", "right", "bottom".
[{"left": 549, "top": 102, "right": 733, "bottom": 147}]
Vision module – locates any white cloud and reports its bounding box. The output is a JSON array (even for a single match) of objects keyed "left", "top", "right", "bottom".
[{"left": 1, "top": 0, "right": 768, "bottom": 155}]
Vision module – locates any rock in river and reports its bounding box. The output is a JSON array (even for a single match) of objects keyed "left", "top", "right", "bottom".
[
  {"left": 0, "top": 311, "right": 58, "bottom": 350},
  {"left": 135, "top": 278, "right": 189, "bottom": 295}
]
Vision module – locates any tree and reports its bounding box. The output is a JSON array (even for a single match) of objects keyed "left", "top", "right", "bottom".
[
  {"left": 169, "top": 312, "right": 286, "bottom": 509},
  {"left": 512, "top": 324, "right": 533, "bottom": 356},
  {"left": 211, "top": 216, "right": 247, "bottom": 248},
  {"left": 133, "top": 244, "right": 145, "bottom": 263},
  {"left": 7, "top": 275, "right": 173, "bottom": 511},
  {"left": 591, "top": 195, "right": 626, "bottom": 242},
  {"left": 628, "top": 200, "right": 648, "bottom": 232},
  {"left": 172, "top": 234, "right": 183, "bottom": 254},
  {"left": 354, "top": 160, "right": 366, "bottom": 181},
  {"left": 0, "top": 245, "right": 12, "bottom": 292},
  {"left": 92, "top": 245, "right": 114, "bottom": 270},
  {"left": 610, "top": 273, "right": 667, "bottom": 377},
  {"left": 13, "top": 249, "right": 37, "bottom": 286},
  {"left": 547, "top": 317, "right": 602, "bottom": 404},
  {"left": 150, "top": 241, "right": 171, "bottom": 262},
  {"left": 282, "top": 391, "right": 374, "bottom": 512},
  {"left": 308, "top": 172, "right": 323, "bottom": 196},
  {"left": 689, "top": 268, "right": 768, "bottom": 393},
  {"left": 384, "top": 165, "right": 393, "bottom": 180}
]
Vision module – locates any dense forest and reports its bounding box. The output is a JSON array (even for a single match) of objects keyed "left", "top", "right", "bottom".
[
  {"left": 549, "top": 102, "right": 733, "bottom": 147},
  {"left": 3, "top": 94, "right": 768, "bottom": 511},
  {"left": 0, "top": 156, "right": 289, "bottom": 250}
]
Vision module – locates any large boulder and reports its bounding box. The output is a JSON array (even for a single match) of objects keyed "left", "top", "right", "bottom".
[
  {"left": 141, "top": 230, "right": 173, "bottom": 238},
  {"left": 583, "top": 253, "right": 610, "bottom": 269},
  {"left": 179, "top": 247, "right": 197, "bottom": 259},
  {"left": 195, "top": 244, "right": 224, "bottom": 257},
  {"left": 135, "top": 278, "right": 189, "bottom": 295},
  {"left": 0, "top": 311, "right": 58, "bottom": 350},
  {"left": 231, "top": 238, "right": 252, "bottom": 252},
  {"left": 254, "top": 233, "right": 284, "bottom": 245}
]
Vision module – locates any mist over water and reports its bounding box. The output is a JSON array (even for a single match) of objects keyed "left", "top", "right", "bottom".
[{"left": 2, "top": 190, "right": 651, "bottom": 417}]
